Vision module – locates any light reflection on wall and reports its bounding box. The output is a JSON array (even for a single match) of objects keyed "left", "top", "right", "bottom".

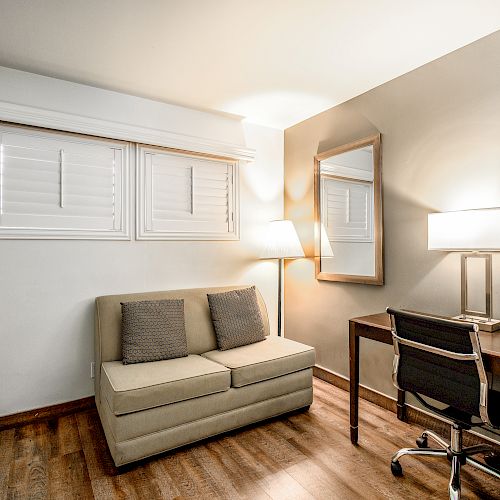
[
  {"left": 285, "top": 258, "right": 314, "bottom": 286},
  {"left": 223, "top": 91, "right": 335, "bottom": 131},
  {"left": 241, "top": 122, "right": 283, "bottom": 204},
  {"left": 241, "top": 260, "right": 279, "bottom": 334}
]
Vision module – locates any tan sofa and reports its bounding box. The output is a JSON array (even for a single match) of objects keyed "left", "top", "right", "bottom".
[{"left": 95, "top": 285, "right": 315, "bottom": 466}]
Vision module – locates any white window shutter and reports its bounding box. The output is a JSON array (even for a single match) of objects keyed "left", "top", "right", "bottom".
[
  {"left": 321, "top": 177, "right": 373, "bottom": 242},
  {"left": 137, "top": 146, "right": 238, "bottom": 240},
  {"left": 0, "top": 124, "right": 129, "bottom": 239}
]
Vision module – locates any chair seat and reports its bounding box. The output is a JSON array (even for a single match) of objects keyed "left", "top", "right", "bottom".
[
  {"left": 101, "top": 355, "right": 231, "bottom": 415},
  {"left": 413, "top": 389, "right": 500, "bottom": 429},
  {"left": 201, "top": 336, "right": 315, "bottom": 387}
]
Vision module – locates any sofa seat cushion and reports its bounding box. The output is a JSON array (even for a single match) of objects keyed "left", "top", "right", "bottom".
[
  {"left": 201, "top": 336, "right": 315, "bottom": 387},
  {"left": 101, "top": 369, "right": 313, "bottom": 442},
  {"left": 101, "top": 354, "right": 231, "bottom": 415}
]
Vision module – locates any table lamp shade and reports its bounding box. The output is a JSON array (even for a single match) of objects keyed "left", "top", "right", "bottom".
[
  {"left": 428, "top": 208, "right": 500, "bottom": 251},
  {"left": 261, "top": 220, "right": 305, "bottom": 259}
]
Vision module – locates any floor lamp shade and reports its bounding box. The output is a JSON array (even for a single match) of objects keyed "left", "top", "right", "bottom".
[{"left": 261, "top": 220, "right": 305, "bottom": 259}]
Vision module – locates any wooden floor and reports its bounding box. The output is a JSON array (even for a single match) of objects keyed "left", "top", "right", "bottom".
[{"left": 1, "top": 378, "right": 499, "bottom": 500}]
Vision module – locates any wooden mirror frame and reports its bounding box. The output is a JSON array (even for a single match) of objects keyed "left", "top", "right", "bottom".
[{"left": 314, "top": 134, "right": 383, "bottom": 285}]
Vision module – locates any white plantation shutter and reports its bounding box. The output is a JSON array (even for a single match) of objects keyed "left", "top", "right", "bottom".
[
  {"left": 0, "top": 124, "right": 129, "bottom": 239},
  {"left": 137, "top": 146, "right": 238, "bottom": 240},
  {"left": 321, "top": 177, "right": 373, "bottom": 242}
]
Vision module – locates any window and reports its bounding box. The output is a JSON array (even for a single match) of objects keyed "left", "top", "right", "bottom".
[
  {"left": 136, "top": 145, "right": 238, "bottom": 240},
  {"left": 0, "top": 124, "right": 129, "bottom": 239}
]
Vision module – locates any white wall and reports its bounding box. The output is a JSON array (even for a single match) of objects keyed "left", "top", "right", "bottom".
[{"left": 0, "top": 67, "right": 284, "bottom": 416}]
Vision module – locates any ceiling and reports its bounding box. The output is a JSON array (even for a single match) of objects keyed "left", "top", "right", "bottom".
[{"left": 0, "top": 1, "right": 499, "bottom": 130}]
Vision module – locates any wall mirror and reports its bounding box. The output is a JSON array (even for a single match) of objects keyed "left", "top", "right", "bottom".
[{"left": 314, "top": 134, "right": 383, "bottom": 285}]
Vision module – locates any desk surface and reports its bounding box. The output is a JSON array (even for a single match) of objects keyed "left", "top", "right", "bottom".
[{"left": 352, "top": 312, "right": 500, "bottom": 358}]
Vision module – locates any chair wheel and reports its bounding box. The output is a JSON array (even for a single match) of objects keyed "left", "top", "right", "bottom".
[
  {"left": 416, "top": 436, "right": 428, "bottom": 448},
  {"left": 391, "top": 460, "right": 403, "bottom": 476}
]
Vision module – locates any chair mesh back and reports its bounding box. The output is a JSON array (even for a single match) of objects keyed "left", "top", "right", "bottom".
[{"left": 391, "top": 311, "right": 480, "bottom": 417}]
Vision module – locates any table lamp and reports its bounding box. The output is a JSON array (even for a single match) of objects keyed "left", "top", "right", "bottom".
[
  {"left": 428, "top": 207, "right": 500, "bottom": 332},
  {"left": 261, "top": 220, "right": 305, "bottom": 336}
]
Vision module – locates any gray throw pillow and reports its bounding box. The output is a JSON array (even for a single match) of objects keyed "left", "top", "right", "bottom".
[
  {"left": 121, "top": 299, "right": 188, "bottom": 364},
  {"left": 207, "top": 286, "right": 266, "bottom": 351}
]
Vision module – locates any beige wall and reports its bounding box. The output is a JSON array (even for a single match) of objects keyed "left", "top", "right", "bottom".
[{"left": 284, "top": 32, "right": 500, "bottom": 399}]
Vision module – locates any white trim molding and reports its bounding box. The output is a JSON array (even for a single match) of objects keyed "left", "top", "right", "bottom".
[{"left": 0, "top": 101, "right": 256, "bottom": 162}]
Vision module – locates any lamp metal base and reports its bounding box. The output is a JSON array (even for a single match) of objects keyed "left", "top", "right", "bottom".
[{"left": 453, "top": 314, "right": 500, "bottom": 333}]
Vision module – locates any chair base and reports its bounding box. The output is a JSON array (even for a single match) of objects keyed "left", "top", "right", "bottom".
[{"left": 391, "top": 424, "right": 500, "bottom": 499}]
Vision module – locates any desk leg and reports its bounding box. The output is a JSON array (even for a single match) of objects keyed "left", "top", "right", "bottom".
[
  {"left": 349, "top": 322, "right": 359, "bottom": 444},
  {"left": 397, "top": 389, "right": 406, "bottom": 421}
]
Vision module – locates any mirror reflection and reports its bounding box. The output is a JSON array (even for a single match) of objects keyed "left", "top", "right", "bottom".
[{"left": 314, "top": 135, "right": 383, "bottom": 285}]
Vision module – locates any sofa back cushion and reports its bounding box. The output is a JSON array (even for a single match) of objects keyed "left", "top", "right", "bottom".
[
  {"left": 95, "top": 286, "right": 269, "bottom": 364},
  {"left": 208, "top": 286, "right": 267, "bottom": 350},
  {"left": 121, "top": 299, "right": 188, "bottom": 364}
]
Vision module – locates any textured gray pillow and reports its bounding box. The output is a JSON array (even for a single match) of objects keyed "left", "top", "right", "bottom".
[
  {"left": 207, "top": 286, "right": 266, "bottom": 351},
  {"left": 121, "top": 299, "right": 188, "bottom": 364}
]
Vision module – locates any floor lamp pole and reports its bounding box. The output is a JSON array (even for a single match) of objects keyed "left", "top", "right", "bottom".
[{"left": 277, "top": 257, "right": 283, "bottom": 337}]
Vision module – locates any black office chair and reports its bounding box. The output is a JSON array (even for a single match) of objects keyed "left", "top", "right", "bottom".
[{"left": 386, "top": 308, "right": 499, "bottom": 499}]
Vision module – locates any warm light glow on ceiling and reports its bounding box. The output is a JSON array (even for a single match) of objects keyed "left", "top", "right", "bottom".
[{"left": 222, "top": 91, "right": 336, "bottom": 130}]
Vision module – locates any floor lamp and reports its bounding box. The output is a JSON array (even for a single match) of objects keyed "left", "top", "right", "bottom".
[{"left": 261, "top": 220, "right": 305, "bottom": 336}]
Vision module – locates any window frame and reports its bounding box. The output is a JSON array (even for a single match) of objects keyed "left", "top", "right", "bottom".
[
  {"left": 135, "top": 144, "right": 240, "bottom": 241},
  {"left": 0, "top": 123, "right": 130, "bottom": 240}
]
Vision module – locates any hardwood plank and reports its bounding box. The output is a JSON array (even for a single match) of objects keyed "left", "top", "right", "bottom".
[
  {"left": 146, "top": 460, "right": 183, "bottom": 499},
  {"left": 57, "top": 414, "right": 83, "bottom": 456},
  {"left": 7, "top": 457, "right": 30, "bottom": 499},
  {"left": 46, "top": 419, "right": 60, "bottom": 459},
  {"left": 234, "top": 428, "right": 315, "bottom": 499},
  {"left": 115, "top": 463, "right": 165, "bottom": 499},
  {"left": 90, "top": 476, "right": 131, "bottom": 500},
  {"left": 278, "top": 415, "right": 420, "bottom": 498},
  {"left": 194, "top": 440, "right": 271, "bottom": 499},
  {"left": 3, "top": 379, "right": 499, "bottom": 500},
  {"left": 215, "top": 435, "right": 276, "bottom": 499},
  {"left": 161, "top": 450, "right": 220, "bottom": 499},
  {"left": 48, "top": 450, "right": 93, "bottom": 499},
  {"left": 75, "top": 410, "right": 116, "bottom": 481},
  {"left": 0, "top": 429, "right": 15, "bottom": 500},
  {"left": 8, "top": 423, "right": 51, "bottom": 499},
  {"left": 262, "top": 419, "right": 370, "bottom": 499},
  {"left": 189, "top": 444, "right": 243, "bottom": 499},
  {"left": 249, "top": 426, "right": 307, "bottom": 469}
]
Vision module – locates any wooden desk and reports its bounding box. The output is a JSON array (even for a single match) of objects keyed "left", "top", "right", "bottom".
[{"left": 349, "top": 312, "right": 500, "bottom": 445}]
